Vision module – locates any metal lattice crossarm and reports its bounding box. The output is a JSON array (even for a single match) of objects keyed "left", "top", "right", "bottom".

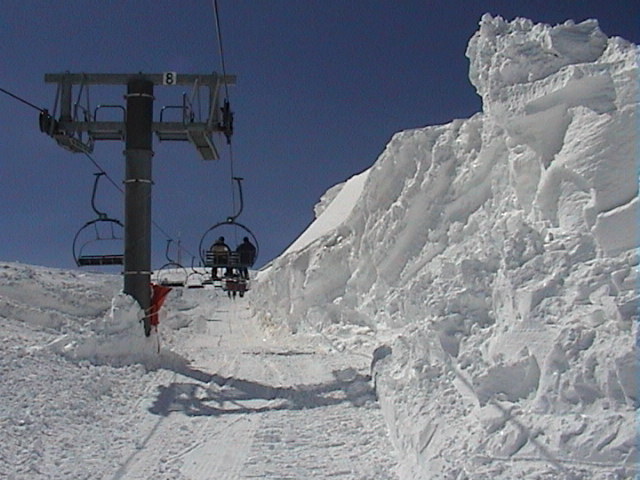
[{"left": 43, "top": 72, "right": 236, "bottom": 160}]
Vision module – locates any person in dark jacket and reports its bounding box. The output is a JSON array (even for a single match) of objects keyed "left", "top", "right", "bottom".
[
  {"left": 210, "top": 236, "right": 230, "bottom": 279},
  {"left": 235, "top": 237, "right": 256, "bottom": 279}
]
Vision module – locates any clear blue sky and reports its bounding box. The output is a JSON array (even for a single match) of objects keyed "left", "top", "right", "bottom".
[{"left": 1, "top": 1, "right": 638, "bottom": 271}]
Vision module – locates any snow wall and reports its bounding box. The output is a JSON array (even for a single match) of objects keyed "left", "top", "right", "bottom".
[{"left": 251, "top": 15, "right": 639, "bottom": 479}]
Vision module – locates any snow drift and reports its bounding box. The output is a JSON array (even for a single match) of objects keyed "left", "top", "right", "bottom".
[{"left": 252, "top": 14, "right": 639, "bottom": 479}]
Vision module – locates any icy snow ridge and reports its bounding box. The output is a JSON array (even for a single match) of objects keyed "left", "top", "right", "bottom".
[{"left": 252, "top": 15, "right": 639, "bottom": 479}]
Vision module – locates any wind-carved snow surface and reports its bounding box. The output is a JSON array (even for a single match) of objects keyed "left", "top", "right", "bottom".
[{"left": 252, "top": 15, "right": 639, "bottom": 479}]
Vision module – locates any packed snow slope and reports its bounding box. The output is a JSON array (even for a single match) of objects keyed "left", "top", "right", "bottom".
[
  {"left": 252, "top": 14, "right": 639, "bottom": 479},
  {"left": 0, "top": 264, "right": 398, "bottom": 479}
]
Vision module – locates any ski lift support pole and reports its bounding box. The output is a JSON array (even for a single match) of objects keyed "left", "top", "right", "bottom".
[
  {"left": 43, "top": 72, "right": 235, "bottom": 336},
  {"left": 124, "top": 77, "right": 154, "bottom": 335}
]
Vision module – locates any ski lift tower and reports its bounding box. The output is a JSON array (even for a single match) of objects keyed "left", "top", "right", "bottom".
[{"left": 41, "top": 72, "right": 235, "bottom": 336}]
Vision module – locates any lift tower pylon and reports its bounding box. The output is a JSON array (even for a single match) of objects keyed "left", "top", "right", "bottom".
[
  {"left": 43, "top": 72, "right": 235, "bottom": 336},
  {"left": 124, "top": 77, "right": 153, "bottom": 332}
]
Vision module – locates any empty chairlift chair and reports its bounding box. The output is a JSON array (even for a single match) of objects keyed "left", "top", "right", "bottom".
[
  {"left": 154, "top": 239, "right": 189, "bottom": 287},
  {"left": 72, "top": 172, "right": 124, "bottom": 268}
]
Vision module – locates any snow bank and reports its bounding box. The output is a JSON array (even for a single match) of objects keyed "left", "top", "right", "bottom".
[
  {"left": 51, "top": 292, "right": 162, "bottom": 368},
  {"left": 278, "top": 168, "right": 370, "bottom": 257},
  {"left": 252, "top": 15, "right": 639, "bottom": 479},
  {"left": 0, "top": 263, "right": 155, "bottom": 478},
  {"left": 0, "top": 262, "right": 167, "bottom": 369}
]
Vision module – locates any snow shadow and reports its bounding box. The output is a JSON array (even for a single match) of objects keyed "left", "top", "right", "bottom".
[{"left": 148, "top": 351, "right": 375, "bottom": 417}]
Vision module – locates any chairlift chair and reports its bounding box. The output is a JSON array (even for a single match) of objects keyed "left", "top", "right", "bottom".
[
  {"left": 72, "top": 173, "right": 124, "bottom": 268},
  {"left": 154, "top": 239, "right": 189, "bottom": 287},
  {"left": 184, "top": 256, "right": 207, "bottom": 289},
  {"left": 198, "top": 177, "right": 259, "bottom": 292}
]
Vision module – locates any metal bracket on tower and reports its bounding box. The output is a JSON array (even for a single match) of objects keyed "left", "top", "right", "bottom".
[{"left": 43, "top": 72, "right": 236, "bottom": 160}]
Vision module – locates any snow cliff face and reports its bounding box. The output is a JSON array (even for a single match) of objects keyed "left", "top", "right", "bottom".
[{"left": 252, "top": 14, "right": 638, "bottom": 479}]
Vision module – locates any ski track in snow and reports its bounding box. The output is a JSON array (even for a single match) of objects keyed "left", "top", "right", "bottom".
[{"left": 112, "top": 297, "right": 399, "bottom": 479}]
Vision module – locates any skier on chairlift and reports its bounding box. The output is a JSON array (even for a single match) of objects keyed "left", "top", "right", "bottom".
[
  {"left": 210, "top": 236, "right": 230, "bottom": 279},
  {"left": 235, "top": 236, "right": 256, "bottom": 279}
]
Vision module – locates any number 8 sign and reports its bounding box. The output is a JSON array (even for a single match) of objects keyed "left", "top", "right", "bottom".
[{"left": 163, "top": 72, "right": 177, "bottom": 86}]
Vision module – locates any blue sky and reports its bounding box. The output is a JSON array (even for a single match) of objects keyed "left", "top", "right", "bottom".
[{"left": 1, "top": 1, "right": 638, "bottom": 271}]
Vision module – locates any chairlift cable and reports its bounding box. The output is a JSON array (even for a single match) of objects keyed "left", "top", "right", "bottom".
[
  {"left": 211, "top": 0, "right": 239, "bottom": 235},
  {"left": 56, "top": 2, "right": 242, "bottom": 269},
  {"left": 82, "top": 152, "right": 123, "bottom": 194},
  {"left": 228, "top": 144, "right": 238, "bottom": 241},
  {"left": 212, "top": 0, "right": 231, "bottom": 101},
  {"left": 80, "top": 151, "right": 198, "bottom": 261},
  {"left": 7, "top": 92, "right": 197, "bottom": 267},
  {"left": 0, "top": 86, "right": 46, "bottom": 112}
]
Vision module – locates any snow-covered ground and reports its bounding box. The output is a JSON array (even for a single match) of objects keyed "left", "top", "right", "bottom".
[
  {"left": 1, "top": 14, "right": 638, "bottom": 480},
  {"left": 0, "top": 263, "right": 397, "bottom": 479}
]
